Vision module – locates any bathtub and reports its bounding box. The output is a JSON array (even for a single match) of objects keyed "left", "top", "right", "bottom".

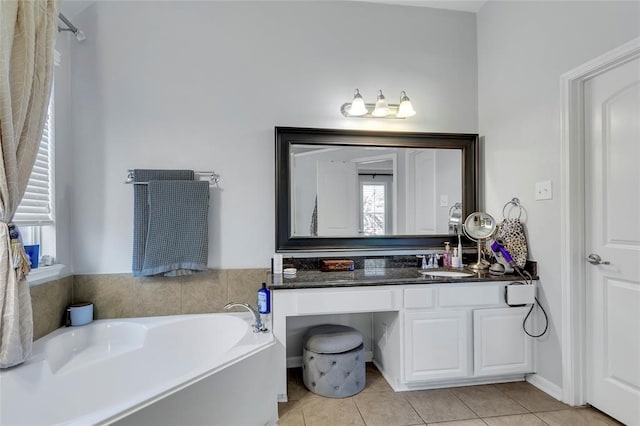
[{"left": 0, "top": 313, "right": 277, "bottom": 426}]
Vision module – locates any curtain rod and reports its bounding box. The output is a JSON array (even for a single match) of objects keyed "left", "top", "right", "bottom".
[{"left": 58, "top": 13, "right": 86, "bottom": 41}]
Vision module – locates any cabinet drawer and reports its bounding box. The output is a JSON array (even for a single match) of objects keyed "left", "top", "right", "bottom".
[
  {"left": 404, "top": 288, "right": 434, "bottom": 309},
  {"left": 296, "top": 289, "right": 395, "bottom": 314},
  {"left": 439, "top": 285, "right": 501, "bottom": 308}
]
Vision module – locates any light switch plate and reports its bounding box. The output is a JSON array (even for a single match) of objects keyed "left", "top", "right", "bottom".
[
  {"left": 440, "top": 194, "right": 449, "bottom": 207},
  {"left": 535, "top": 180, "right": 553, "bottom": 200}
]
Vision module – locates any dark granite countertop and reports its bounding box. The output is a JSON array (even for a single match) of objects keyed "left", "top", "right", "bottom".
[{"left": 269, "top": 267, "right": 538, "bottom": 290}]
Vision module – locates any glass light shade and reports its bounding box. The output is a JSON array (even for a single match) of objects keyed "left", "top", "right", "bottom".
[
  {"left": 372, "top": 90, "right": 390, "bottom": 117},
  {"left": 348, "top": 89, "right": 368, "bottom": 116},
  {"left": 396, "top": 91, "right": 416, "bottom": 118}
]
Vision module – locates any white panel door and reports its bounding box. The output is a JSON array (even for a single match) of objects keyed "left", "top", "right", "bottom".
[
  {"left": 473, "top": 307, "right": 533, "bottom": 377},
  {"left": 404, "top": 310, "right": 470, "bottom": 382},
  {"left": 316, "top": 160, "right": 357, "bottom": 236},
  {"left": 413, "top": 151, "right": 436, "bottom": 234},
  {"left": 584, "top": 55, "right": 640, "bottom": 426}
]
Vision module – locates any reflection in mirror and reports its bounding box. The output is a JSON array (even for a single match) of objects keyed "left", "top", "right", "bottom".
[
  {"left": 291, "top": 145, "right": 462, "bottom": 237},
  {"left": 276, "top": 127, "right": 478, "bottom": 252}
]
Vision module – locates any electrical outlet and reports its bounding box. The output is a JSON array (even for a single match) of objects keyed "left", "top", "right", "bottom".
[
  {"left": 440, "top": 194, "right": 449, "bottom": 207},
  {"left": 535, "top": 180, "right": 553, "bottom": 200}
]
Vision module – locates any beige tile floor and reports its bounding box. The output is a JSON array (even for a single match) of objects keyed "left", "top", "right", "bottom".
[{"left": 278, "top": 364, "right": 624, "bottom": 426}]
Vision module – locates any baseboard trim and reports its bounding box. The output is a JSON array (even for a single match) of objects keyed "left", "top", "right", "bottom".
[{"left": 526, "top": 373, "right": 564, "bottom": 402}]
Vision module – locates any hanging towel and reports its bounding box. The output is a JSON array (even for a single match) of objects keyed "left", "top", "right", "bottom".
[
  {"left": 139, "top": 180, "right": 209, "bottom": 277},
  {"left": 132, "top": 169, "right": 195, "bottom": 276},
  {"left": 310, "top": 195, "right": 318, "bottom": 236}
]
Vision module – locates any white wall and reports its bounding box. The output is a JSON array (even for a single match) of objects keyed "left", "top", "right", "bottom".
[
  {"left": 477, "top": 0, "right": 640, "bottom": 390},
  {"left": 53, "top": 34, "right": 74, "bottom": 270},
  {"left": 65, "top": 1, "right": 478, "bottom": 272}
]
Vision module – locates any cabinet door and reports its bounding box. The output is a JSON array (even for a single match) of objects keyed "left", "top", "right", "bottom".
[
  {"left": 473, "top": 307, "right": 533, "bottom": 377},
  {"left": 316, "top": 160, "right": 358, "bottom": 236},
  {"left": 404, "top": 310, "right": 470, "bottom": 382}
]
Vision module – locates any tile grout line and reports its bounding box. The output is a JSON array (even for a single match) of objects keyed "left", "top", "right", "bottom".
[
  {"left": 450, "top": 389, "right": 483, "bottom": 420},
  {"left": 351, "top": 397, "right": 367, "bottom": 426},
  {"left": 397, "top": 390, "right": 429, "bottom": 426},
  {"left": 530, "top": 411, "right": 552, "bottom": 426},
  {"left": 491, "top": 383, "right": 533, "bottom": 414},
  {"left": 403, "top": 395, "right": 430, "bottom": 425}
]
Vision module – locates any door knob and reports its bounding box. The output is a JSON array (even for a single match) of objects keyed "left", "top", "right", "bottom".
[{"left": 586, "top": 254, "right": 610, "bottom": 265}]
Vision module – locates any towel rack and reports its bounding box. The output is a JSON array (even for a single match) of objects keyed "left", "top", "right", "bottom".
[
  {"left": 502, "top": 197, "right": 524, "bottom": 219},
  {"left": 124, "top": 170, "right": 220, "bottom": 187}
]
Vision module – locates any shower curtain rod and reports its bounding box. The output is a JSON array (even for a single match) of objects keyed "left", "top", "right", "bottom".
[{"left": 58, "top": 13, "right": 86, "bottom": 41}]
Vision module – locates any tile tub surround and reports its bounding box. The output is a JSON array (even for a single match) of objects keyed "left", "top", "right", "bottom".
[
  {"left": 29, "top": 269, "right": 270, "bottom": 337},
  {"left": 278, "top": 366, "right": 622, "bottom": 426},
  {"left": 73, "top": 269, "right": 270, "bottom": 319},
  {"left": 30, "top": 275, "right": 72, "bottom": 340}
]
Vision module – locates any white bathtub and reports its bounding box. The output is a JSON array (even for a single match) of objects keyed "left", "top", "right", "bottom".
[{"left": 0, "top": 313, "right": 277, "bottom": 426}]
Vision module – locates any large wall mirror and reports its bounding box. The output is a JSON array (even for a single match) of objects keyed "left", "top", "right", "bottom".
[{"left": 275, "top": 127, "right": 478, "bottom": 251}]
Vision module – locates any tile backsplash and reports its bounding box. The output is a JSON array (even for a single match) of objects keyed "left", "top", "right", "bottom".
[{"left": 30, "top": 269, "right": 269, "bottom": 340}]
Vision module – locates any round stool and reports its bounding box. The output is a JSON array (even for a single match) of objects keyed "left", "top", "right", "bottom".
[{"left": 302, "top": 324, "right": 366, "bottom": 398}]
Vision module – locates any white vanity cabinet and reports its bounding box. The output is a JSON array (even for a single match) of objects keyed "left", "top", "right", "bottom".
[
  {"left": 272, "top": 279, "right": 536, "bottom": 400},
  {"left": 401, "top": 282, "right": 534, "bottom": 387}
]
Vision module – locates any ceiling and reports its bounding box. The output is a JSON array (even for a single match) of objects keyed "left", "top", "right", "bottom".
[
  {"left": 60, "top": 0, "right": 487, "bottom": 18},
  {"left": 357, "top": 0, "right": 487, "bottom": 13}
]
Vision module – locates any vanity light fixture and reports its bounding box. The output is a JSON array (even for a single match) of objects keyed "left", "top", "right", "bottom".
[
  {"left": 396, "top": 91, "right": 416, "bottom": 118},
  {"left": 340, "top": 88, "right": 416, "bottom": 119},
  {"left": 346, "top": 89, "right": 368, "bottom": 116},
  {"left": 372, "top": 90, "right": 390, "bottom": 117}
]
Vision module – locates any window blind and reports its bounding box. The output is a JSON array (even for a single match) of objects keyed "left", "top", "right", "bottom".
[{"left": 13, "top": 101, "right": 54, "bottom": 225}]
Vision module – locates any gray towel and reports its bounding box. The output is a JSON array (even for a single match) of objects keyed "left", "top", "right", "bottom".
[
  {"left": 139, "top": 180, "right": 209, "bottom": 277},
  {"left": 132, "top": 169, "right": 195, "bottom": 276}
]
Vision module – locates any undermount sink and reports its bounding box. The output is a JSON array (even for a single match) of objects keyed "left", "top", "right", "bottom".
[{"left": 420, "top": 270, "right": 475, "bottom": 278}]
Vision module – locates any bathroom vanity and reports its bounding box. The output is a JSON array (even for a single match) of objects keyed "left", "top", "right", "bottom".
[
  {"left": 270, "top": 269, "right": 537, "bottom": 402},
  {"left": 272, "top": 128, "right": 536, "bottom": 401}
]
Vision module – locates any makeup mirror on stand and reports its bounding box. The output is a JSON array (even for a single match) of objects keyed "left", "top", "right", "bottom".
[{"left": 463, "top": 212, "right": 496, "bottom": 271}]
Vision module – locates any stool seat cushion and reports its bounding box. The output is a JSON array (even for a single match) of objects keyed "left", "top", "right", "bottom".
[{"left": 303, "top": 324, "right": 363, "bottom": 354}]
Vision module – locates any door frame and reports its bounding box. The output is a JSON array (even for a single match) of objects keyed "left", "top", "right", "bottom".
[{"left": 560, "top": 36, "right": 640, "bottom": 406}]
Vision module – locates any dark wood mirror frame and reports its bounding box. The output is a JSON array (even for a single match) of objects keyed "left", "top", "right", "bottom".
[{"left": 275, "top": 127, "right": 479, "bottom": 252}]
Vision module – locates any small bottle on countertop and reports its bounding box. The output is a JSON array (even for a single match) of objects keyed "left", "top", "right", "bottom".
[
  {"left": 443, "top": 242, "right": 452, "bottom": 267},
  {"left": 457, "top": 234, "right": 463, "bottom": 267},
  {"left": 257, "top": 283, "right": 271, "bottom": 331},
  {"left": 452, "top": 247, "right": 462, "bottom": 268}
]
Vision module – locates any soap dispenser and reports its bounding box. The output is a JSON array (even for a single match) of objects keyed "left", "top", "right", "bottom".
[{"left": 443, "top": 242, "right": 452, "bottom": 267}]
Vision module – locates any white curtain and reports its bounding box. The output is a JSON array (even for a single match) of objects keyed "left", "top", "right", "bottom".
[{"left": 0, "top": 0, "right": 58, "bottom": 368}]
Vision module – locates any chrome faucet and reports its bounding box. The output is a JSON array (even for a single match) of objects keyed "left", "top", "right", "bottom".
[{"left": 224, "top": 302, "right": 267, "bottom": 332}]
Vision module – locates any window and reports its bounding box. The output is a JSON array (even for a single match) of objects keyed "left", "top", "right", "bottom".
[
  {"left": 14, "top": 94, "right": 55, "bottom": 263},
  {"left": 359, "top": 173, "right": 393, "bottom": 236},
  {"left": 362, "top": 183, "right": 386, "bottom": 235}
]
